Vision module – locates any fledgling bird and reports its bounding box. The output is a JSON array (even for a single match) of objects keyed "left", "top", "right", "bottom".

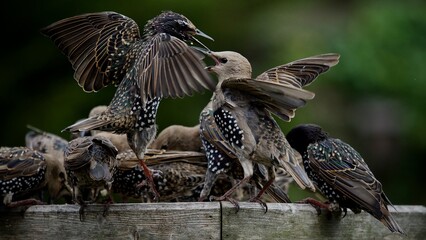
[
  {"left": 0, "top": 147, "right": 70, "bottom": 207},
  {"left": 200, "top": 51, "right": 340, "bottom": 205},
  {"left": 286, "top": 124, "right": 405, "bottom": 235},
  {"left": 112, "top": 149, "right": 207, "bottom": 202},
  {"left": 69, "top": 106, "right": 131, "bottom": 153},
  {"left": 25, "top": 126, "right": 73, "bottom": 202},
  {"left": 41, "top": 11, "right": 215, "bottom": 199},
  {"left": 25, "top": 126, "right": 69, "bottom": 160},
  {"left": 64, "top": 136, "right": 118, "bottom": 219},
  {"left": 150, "top": 124, "right": 203, "bottom": 152}
]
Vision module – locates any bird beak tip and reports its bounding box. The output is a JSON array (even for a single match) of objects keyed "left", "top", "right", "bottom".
[{"left": 195, "top": 29, "right": 214, "bottom": 41}]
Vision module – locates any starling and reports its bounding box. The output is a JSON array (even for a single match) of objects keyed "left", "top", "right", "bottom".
[
  {"left": 0, "top": 147, "right": 70, "bottom": 207},
  {"left": 286, "top": 124, "right": 405, "bottom": 235},
  {"left": 150, "top": 124, "right": 203, "bottom": 152},
  {"left": 199, "top": 104, "right": 292, "bottom": 209},
  {"left": 41, "top": 11, "right": 215, "bottom": 199},
  {"left": 200, "top": 51, "right": 340, "bottom": 203},
  {"left": 25, "top": 126, "right": 73, "bottom": 202},
  {"left": 25, "top": 126, "right": 69, "bottom": 160},
  {"left": 113, "top": 149, "right": 206, "bottom": 202},
  {"left": 64, "top": 136, "right": 118, "bottom": 219}
]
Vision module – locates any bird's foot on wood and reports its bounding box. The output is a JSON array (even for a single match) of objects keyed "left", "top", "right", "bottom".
[
  {"left": 297, "top": 198, "right": 342, "bottom": 218},
  {"left": 78, "top": 203, "right": 87, "bottom": 222},
  {"left": 6, "top": 199, "right": 45, "bottom": 208},
  {"left": 296, "top": 197, "right": 329, "bottom": 215},
  {"left": 102, "top": 196, "right": 114, "bottom": 217},
  {"left": 210, "top": 195, "right": 241, "bottom": 213},
  {"left": 249, "top": 196, "right": 268, "bottom": 213}
]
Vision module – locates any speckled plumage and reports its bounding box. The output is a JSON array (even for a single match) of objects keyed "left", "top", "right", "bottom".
[
  {"left": 0, "top": 147, "right": 69, "bottom": 207},
  {"left": 200, "top": 51, "right": 339, "bottom": 202},
  {"left": 286, "top": 124, "right": 404, "bottom": 235},
  {"left": 42, "top": 11, "right": 215, "bottom": 199},
  {"left": 64, "top": 136, "right": 118, "bottom": 205},
  {"left": 199, "top": 105, "right": 292, "bottom": 204},
  {"left": 112, "top": 149, "right": 207, "bottom": 202}
]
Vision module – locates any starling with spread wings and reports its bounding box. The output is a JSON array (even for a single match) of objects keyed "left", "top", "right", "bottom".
[
  {"left": 41, "top": 11, "right": 215, "bottom": 199},
  {"left": 200, "top": 51, "right": 339, "bottom": 204}
]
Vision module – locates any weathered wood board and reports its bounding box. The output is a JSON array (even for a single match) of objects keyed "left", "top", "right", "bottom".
[
  {"left": 1, "top": 203, "right": 425, "bottom": 239},
  {"left": 222, "top": 203, "right": 425, "bottom": 240},
  {"left": 0, "top": 203, "right": 221, "bottom": 240}
]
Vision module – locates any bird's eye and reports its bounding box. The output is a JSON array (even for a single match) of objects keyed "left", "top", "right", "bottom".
[{"left": 220, "top": 58, "right": 228, "bottom": 63}]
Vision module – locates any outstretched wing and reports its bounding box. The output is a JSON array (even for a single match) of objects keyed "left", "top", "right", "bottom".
[
  {"left": 41, "top": 11, "right": 141, "bottom": 91},
  {"left": 222, "top": 53, "right": 339, "bottom": 121},
  {"left": 256, "top": 53, "right": 339, "bottom": 88},
  {"left": 135, "top": 33, "right": 215, "bottom": 105}
]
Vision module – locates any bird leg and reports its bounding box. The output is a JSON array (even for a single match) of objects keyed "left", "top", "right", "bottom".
[
  {"left": 248, "top": 178, "right": 275, "bottom": 213},
  {"left": 210, "top": 177, "right": 250, "bottom": 213},
  {"left": 136, "top": 159, "right": 160, "bottom": 201},
  {"left": 6, "top": 199, "right": 45, "bottom": 208},
  {"left": 102, "top": 194, "right": 114, "bottom": 217},
  {"left": 297, "top": 198, "right": 342, "bottom": 217}
]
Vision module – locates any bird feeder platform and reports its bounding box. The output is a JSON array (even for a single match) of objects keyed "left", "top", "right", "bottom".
[{"left": 1, "top": 202, "right": 425, "bottom": 239}]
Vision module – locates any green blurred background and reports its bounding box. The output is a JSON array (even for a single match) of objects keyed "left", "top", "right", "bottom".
[{"left": 1, "top": 0, "right": 425, "bottom": 205}]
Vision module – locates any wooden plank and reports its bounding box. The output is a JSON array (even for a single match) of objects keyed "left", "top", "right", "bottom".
[
  {"left": 0, "top": 203, "right": 221, "bottom": 240},
  {"left": 221, "top": 203, "right": 426, "bottom": 240},
  {"left": 1, "top": 203, "right": 425, "bottom": 239}
]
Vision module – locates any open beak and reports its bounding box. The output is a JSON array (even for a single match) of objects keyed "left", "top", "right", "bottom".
[
  {"left": 190, "top": 29, "right": 214, "bottom": 53},
  {"left": 190, "top": 47, "right": 219, "bottom": 72},
  {"left": 195, "top": 29, "right": 214, "bottom": 41}
]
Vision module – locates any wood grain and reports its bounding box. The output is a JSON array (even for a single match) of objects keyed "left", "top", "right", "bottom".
[{"left": 1, "top": 203, "right": 425, "bottom": 239}]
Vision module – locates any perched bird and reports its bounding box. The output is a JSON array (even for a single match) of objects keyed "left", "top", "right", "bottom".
[
  {"left": 113, "top": 149, "right": 207, "bottom": 202},
  {"left": 150, "top": 124, "right": 203, "bottom": 152},
  {"left": 199, "top": 106, "right": 292, "bottom": 208},
  {"left": 0, "top": 147, "right": 70, "bottom": 207},
  {"left": 41, "top": 11, "right": 215, "bottom": 199},
  {"left": 25, "top": 126, "right": 73, "bottom": 202},
  {"left": 200, "top": 51, "right": 340, "bottom": 205},
  {"left": 25, "top": 126, "right": 69, "bottom": 160},
  {"left": 286, "top": 124, "right": 404, "bottom": 234},
  {"left": 64, "top": 136, "right": 118, "bottom": 219}
]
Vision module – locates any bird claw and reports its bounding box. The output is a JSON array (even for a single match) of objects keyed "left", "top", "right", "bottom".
[
  {"left": 249, "top": 196, "right": 268, "bottom": 213},
  {"left": 210, "top": 195, "right": 240, "bottom": 213},
  {"left": 6, "top": 199, "right": 45, "bottom": 208},
  {"left": 296, "top": 197, "right": 329, "bottom": 216},
  {"left": 79, "top": 205, "right": 86, "bottom": 222}
]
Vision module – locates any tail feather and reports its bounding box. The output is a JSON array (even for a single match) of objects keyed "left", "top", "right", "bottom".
[
  {"left": 380, "top": 204, "right": 405, "bottom": 235},
  {"left": 63, "top": 117, "right": 111, "bottom": 132},
  {"left": 381, "top": 214, "right": 405, "bottom": 235},
  {"left": 264, "top": 183, "right": 291, "bottom": 203},
  {"left": 279, "top": 150, "right": 315, "bottom": 192}
]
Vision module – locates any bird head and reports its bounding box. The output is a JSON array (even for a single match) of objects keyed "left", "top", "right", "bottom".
[
  {"left": 205, "top": 51, "right": 253, "bottom": 82},
  {"left": 286, "top": 124, "right": 328, "bottom": 154},
  {"left": 148, "top": 11, "right": 213, "bottom": 44}
]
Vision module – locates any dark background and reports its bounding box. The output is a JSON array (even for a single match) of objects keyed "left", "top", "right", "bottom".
[{"left": 1, "top": 0, "right": 425, "bottom": 205}]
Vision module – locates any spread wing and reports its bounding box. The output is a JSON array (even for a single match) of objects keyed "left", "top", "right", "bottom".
[
  {"left": 222, "top": 53, "right": 340, "bottom": 121},
  {"left": 41, "top": 11, "right": 141, "bottom": 91},
  {"left": 135, "top": 33, "right": 215, "bottom": 104}
]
